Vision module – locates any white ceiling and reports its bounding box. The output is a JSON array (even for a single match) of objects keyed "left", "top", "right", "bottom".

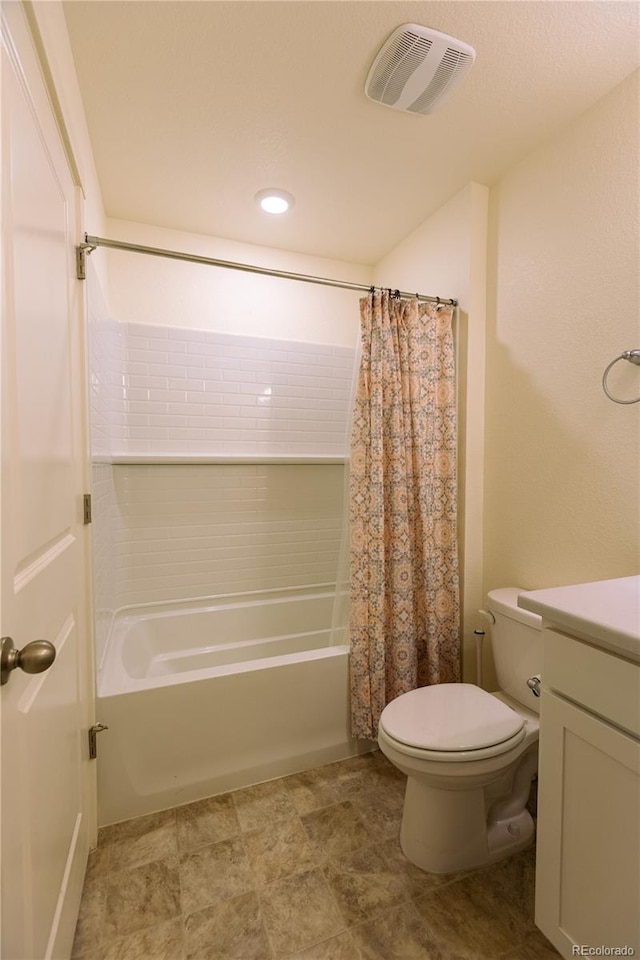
[{"left": 63, "top": 1, "right": 640, "bottom": 265}]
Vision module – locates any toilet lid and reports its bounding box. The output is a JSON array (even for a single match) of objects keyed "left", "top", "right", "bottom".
[{"left": 379, "top": 683, "right": 525, "bottom": 752}]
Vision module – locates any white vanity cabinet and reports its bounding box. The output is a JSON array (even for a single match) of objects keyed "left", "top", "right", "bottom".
[{"left": 519, "top": 577, "right": 640, "bottom": 960}]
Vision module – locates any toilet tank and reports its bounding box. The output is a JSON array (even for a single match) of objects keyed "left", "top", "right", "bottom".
[{"left": 486, "top": 587, "right": 542, "bottom": 714}]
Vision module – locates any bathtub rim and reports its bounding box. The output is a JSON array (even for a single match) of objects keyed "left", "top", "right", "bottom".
[
  {"left": 108, "top": 579, "right": 341, "bottom": 622},
  {"left": 98, "top": 583, "right": 350, "bottom": 698}
]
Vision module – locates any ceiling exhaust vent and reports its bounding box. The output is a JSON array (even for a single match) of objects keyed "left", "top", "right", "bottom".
[{"left": 365, "top": 24, "right": 476, "bottom": 115}]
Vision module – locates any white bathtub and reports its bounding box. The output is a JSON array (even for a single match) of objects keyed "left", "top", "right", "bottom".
[{"left": 96, "top": 587, "right": 361, "bottom": 825}]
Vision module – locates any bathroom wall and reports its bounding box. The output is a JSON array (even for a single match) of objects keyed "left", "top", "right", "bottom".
[
  {"left": 374, "top": 182, "right": 489, "bottom": 682},
  {"left": 101, "top": 218, "right": 369, "bottom": 346},
  {"left": 484, "top": 70, "right": 640, "bottom": 591}
]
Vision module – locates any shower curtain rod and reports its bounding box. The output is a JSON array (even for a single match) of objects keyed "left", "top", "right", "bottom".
[{"left": 79, "top": 235, "right": 458, "bottom": 307}]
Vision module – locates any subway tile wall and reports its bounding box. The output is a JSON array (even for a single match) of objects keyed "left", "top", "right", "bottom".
[
  {"left": 121, "top": 322, "right": 356, "bottom": 456},
  {"left": 87, "top": 308, "right": 356, "bottom": 612},
  {"left": 87, "top": 269, "right": 123, "bottom": 664},
  {"left": 87, "top": 270, "right": 125, "bottom": 459},
  {"left": 112, "top": 463, "right": 347, "bottom": 607},
  {"left": 91, "top": 462, "right": 118, "bottom": 668}
]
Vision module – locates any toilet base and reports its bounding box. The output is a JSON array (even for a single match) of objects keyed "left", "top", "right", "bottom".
[{"left": 399, "top": 766, "right": 536, "bottom": 874}]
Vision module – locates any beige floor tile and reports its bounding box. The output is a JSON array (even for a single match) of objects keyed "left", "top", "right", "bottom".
[
  {"left": 85, "top": 843, "right": 111, "bottom": 881},
  {"left": 104, "top": 858, "right": 181, "bottom": 940},
  {"left": 243, "top": 815, "right": 319, "bottom": 884},
  {"left": 71, "top": 878, "right": 106, "bottom": 959},
  {"left": 179, "top": 836, "right": 254, "bottom": 914},
  {"left": 324, "top": 835, "right": 459, "bottom": 926},
  {"left": 330, "top": 755, "right": 380, "bottom": 783},
  {"left": 76, "top": 756, "right": 544, "bottom": 960},
  {"left": 259, "top": 868, "right": 346, "bottom": 958},
  {"left": 348, "top": 789, "right": 403, "bottom": 841},
  {"left": 499, "top": 927, "right": 563, "bottom": 959},
  {"left": 413, "top": 873, "right": 522, "bottom": 959},
  {"left": 283, "top": 753, "right": 398, "bottom": 818},
  {"left": 285, "top": 931, "right": 363, "bottom": 960},
  {"left": 473, "top": 847, "right": 536, "bottom": 939},
  {"left": 369, "top": 750, "right": 407, "bottom": 784},
  {"left": 284, "top": 765, "right": 345, "bottom": 815},
  {"left": 301, "top": 801, "right": 373, "bottom": 860},
  {"left": 339, "top": 754, "right": 405, "bottom": 799},
  {"left": 184, "top": 891, "right": 272, "bottom": 960},
  {"left": 381, "top": 840, "right": 471, "bottom": 901},
  {"left": 349, "top": 900, "right": 439, "bottom": 959},
  {"left": 107, "top": 809, "right": 178, "bottom": 873},
  {"left": 176, "top": 794, "right": 240, "bottom": 851},
  {"left": 323, "top": 843, "right": 409, "bottom": 924},
  {"left": 100, "top": 918, "right": 185, "bottom": 960},
  {"left": 233, "top": 779, "right": 297, "bottom": 831}
]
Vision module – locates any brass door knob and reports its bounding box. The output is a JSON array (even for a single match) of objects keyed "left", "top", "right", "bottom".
[{"left": 0, "top": 636, "right": 56, "bottom": 686}]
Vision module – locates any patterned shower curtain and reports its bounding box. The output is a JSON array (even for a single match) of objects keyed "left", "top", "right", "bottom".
[{"left": 349, "top": 289, "right": 460, "bottom": 740}]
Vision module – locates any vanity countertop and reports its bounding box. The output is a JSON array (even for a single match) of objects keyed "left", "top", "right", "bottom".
[{"left": 518, "top": 575, "right": 640, "bottom": 663}]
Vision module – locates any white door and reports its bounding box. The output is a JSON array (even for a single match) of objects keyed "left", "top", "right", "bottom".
[{"left": 1, "top": 5, "right": 93, "bottom": 959}]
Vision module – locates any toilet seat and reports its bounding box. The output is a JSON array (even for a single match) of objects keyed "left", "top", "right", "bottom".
[{"left": 378, "top": 683, "right": 527, "bottom": 763}]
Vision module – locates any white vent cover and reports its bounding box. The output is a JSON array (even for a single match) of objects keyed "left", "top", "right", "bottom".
[{"left": 365, "top": 24, "right": 476, "bottom": 115}]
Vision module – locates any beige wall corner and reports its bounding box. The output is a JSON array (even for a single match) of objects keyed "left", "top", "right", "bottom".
[{"left": 484, "top": 70, "right": 640, "bottom": 594}]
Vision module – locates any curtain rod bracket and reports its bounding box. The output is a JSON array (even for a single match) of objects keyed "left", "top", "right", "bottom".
[
  {"left": 76, "top": 239, "right": 97, "bottom": 280},
  {"left": 81, "top": 234, "right": 97, "bottom": 254}
]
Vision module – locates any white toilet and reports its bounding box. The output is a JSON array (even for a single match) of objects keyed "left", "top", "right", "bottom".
[{"left": 378, "top": 587, "right": 542, "bottom": 874}]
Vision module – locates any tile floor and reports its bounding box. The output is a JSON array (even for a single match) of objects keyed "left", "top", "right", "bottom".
[{"left": 72, "top": 751, "right": 561, "bottom": 960}]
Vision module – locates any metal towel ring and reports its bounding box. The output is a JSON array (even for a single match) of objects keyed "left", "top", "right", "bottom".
[{"left": 602, "top": 349, "right": 640, "bottom": 404}]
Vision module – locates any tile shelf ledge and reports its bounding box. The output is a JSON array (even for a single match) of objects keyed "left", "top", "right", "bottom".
[{"left": 91, "top": 453, "right": 349, "bottom": 465}]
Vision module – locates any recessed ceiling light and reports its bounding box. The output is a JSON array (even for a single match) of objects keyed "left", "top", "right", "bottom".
[{"left": 255, "top": 188, "right": 295, "bottom": 215}]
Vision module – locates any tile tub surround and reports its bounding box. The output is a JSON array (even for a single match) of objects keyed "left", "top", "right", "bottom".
[
  {"left": 109, "top": 463, "right": 348, "bottom": 607},
  {"left": 73, "top": 753, "right": 560, "bottom": 960},
  {"left": 87, "top": 318, "right": 357, "bottom": 458},
  {"left": 120, "top": 323, "right": 356, "bottom": 457},
  {"left": 87, "top": 317, "right": 356, "bottom": 612}
]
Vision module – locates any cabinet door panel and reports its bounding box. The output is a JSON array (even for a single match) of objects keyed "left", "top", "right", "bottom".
[{"left": 536, "top": 691, "right": 640, "bottom": 957}]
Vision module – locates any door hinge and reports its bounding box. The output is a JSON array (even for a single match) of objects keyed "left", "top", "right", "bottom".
[
  {"left": 88, "top": 722, "right": 109, "bottom": 760},
  {"left": 83, "top": 493, "right": 92, "bottom": 524},
  {"left": 76, "top": 245, "right": 87, "bottom": 280}
]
